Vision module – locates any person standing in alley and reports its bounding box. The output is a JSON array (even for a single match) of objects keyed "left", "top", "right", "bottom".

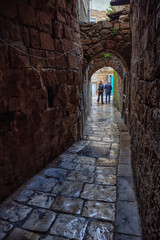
[
  {"left": 104, "top": 80, "right": 112, "bottom": 104},
  {"left": 97, "top": 81, "right": 104, "bottom": 104}
]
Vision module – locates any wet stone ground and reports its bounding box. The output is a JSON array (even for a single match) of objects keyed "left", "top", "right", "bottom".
[{"left": 0, "top": 98, "right": 142, "bottom": 240}]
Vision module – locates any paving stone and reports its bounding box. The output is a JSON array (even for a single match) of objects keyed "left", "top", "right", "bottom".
[
  {"left": 59, "top": 161, "right": 77, "bottom": 170},
  {"left": 73, "top": 155, "right": 96, "bottom": 164},
  {"left": 56, "top": 153, "right": 78, "bottom": 162},
  {"left": 13, "top": 190, "right": 34, "bottom": 203},
  {"left": 87, "top": 136, "right": 102, "bottom": 141},
  {"left": 51, "top": 196, "right": 84, "bottom": 214},
  {"left": 118, "top": 164, "right": 133, "bottom": 177},
  {"left": 96, "top": 173, "right": 116, "bottom": 185},
  {"left": 50, "top": 214, "right": 88, "bottom": 239},
  {"left": 26, "top": 176, "right": 57, "bottom": 192},
  {"left": 22, "top": 209, "right": 56, "bottom": 233},
  {"left": 41, "top": 236, "right": 69, "bottom": 240},
  {"left": 81, "top": 184, "right": 116, "bottom": 202},
  {"left": 66, "top": 171, "right": 94, "bottom": 183},
  {"left": 85, "top": 220, "right": 114, "bottom": 240},
  {"left": 6, "top": 228, "right": 40, "bottom": 240},
  {"left": 0, "top": 202, "right": 32, "bottom": 222},
  {"left": 114, "top": 233, "right": 141, "bottom": 240},
  {"left": 96, "top": 166, "right": 116, "bottom": 175},
  {"left": 117, "top": 177, "right": 136, "bottom": 201},
  {"left": 102, "top": 137, "right": 114, "bottom": 143},
  {"left": 119, "top": 155, "right": 131, "bottom": 164},
  {"left": 82, "top": 201, "right": 115, "bottom": 221},
  {"left": 43, "top": 168, "right": 67, "bottom": 180},
  {"left": 0, "top": 220, "right": 13, "bottom": 240},
  {"left": 110, "top": 149, "right": 119, "bottom": 158},
  {"left": 28, "top": 192, "right": 55, "bottom": 208},
  {"left": 97, "top": 158, "right": 118, "bottom": 166},
  {"left": 75, "top": 163, "right": 95, "bottom": 173},
  {"left": 112, "top": 143, "right": 119, "bottom": 149},
  {"left": 115, "top": 201, "right": 141, "bottom": 236},
  {"left": 67, "top": 141, "right": 90, "bottom": 153},
  {"left": 82, "top": 142, "right": 111, "bottom": 158},
  {"left": 52, "top": 181, "right": 83, "bottom": 197}
]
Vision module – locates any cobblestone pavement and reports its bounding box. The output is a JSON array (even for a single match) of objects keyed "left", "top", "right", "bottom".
[{"left": 0, "top": 98, "right": 142, "bottom": 240}]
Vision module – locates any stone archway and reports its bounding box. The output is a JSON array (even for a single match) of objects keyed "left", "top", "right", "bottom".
[
  {"left": 80, "top": 20, "right": 131, "bottom": 74},
  {"left": 88, "top": 54, "right": 124, "bottom": 80}
]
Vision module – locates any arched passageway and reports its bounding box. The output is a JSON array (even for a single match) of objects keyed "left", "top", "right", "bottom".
[{"left": 80, "top": 20, "right": 131, "bottom": 74}]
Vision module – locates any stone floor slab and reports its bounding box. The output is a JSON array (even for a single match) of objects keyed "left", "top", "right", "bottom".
[
  {"left": 75, "top": 163, "right": 95, "bottom": 173},
  {"left": 43, "top": 168, "right": 67, "bottom": 180},
  {"left": 26, "top": 176, "right": 57, "bottom": 192},
  {"left": 97, "top": 158, "right": 118, "bottom": 166},
  {"left": 13, "top": 190, "right": 34, "bottom": 203},
  {"left": 28, "top": 192, "right": 55, "bottom": 208},
  {"left": 95, "top": 173, "right": 116, "bottom": 185},
  {"left": 114, "top": 233, "right": 141, "bottom": 240},
  {"left": 6, "top": 228, "right": 40, "bottom": 240},
  {"left": 119, "top": 155, "right": 131, "bottom": 164},
  {"left": 51, "top": 196, "right": 83, "bottom": 214},
  {"left": 96, "top": 166, "right": 116, "bottom": 175},
  {"left": 115, "top": 201, "right": 141, "bottom": 236},
  {"left": 81, "top": 184, "right": 116, "bottom": 202},
  {"left": 22, "top": 209, "right": 56, "bottom": 233},
  {"left": 73, "top": 155, "right": 96, "bottom": 164},
  {"left": 0, "top": 220, "right": 13, "bottom": 240},
  {"left": 118, "top": 164, "right": 133, "bottom": 177},
  {"left": 66, "top": 171, "right": 94, "bottom": 183},
  {"left": 52, "top": 181, "right": 83, "bottom": 197},
  {"left": 56, "top": 153, "right": 78, "bottom": 162},
  {"left": 117, "top": 177, "right": 136, "bottom": 201},
  {"left": 81, "top": 142, "right": 111, "bottom": 158},
  {"left": 0, "top": 202, "right": 32, "bottom": 223},
  {"left": 82, "top": 201, "right": 115, "bottom": 221},
  {"left": 59, "top": 161, "right": 77, "bottom": 170},
  {"left": 85, "top": 221, "right": 114, "bottom": 240},
  {"left": 50, "top": 214, "right": 88, "bottom": 239},
  {"left": 41, "top": 236, "right": 69, "bottom": 240}
]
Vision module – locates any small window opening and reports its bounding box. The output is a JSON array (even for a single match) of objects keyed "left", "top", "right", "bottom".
[{"left": 47, "top": 87, "right": 54, "bottom": 108}]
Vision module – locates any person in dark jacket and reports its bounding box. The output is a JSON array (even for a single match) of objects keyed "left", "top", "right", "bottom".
[
  {"left": 104, "top": 82, "right": 112, "bottom": 104},
  {"left": 97, "top": 81, "right": 104, "bottom": 104}
]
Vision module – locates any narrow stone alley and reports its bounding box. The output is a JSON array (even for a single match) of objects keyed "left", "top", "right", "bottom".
[{"left": 0, "top": 98, "right": 141, "bottom": 240}]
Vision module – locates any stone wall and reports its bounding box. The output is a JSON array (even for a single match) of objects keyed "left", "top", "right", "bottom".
[
  {"left": 0, "top": 0, "right": 83, "bottom": 202},
  {"left": 130, "top": 0, "right": 160, "bottom": 239},
  {"left": 91, "top": 9, "right": 106, "bottom": 22}
]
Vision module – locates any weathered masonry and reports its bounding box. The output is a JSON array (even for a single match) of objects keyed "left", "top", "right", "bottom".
[
  {"left": 0, "top": 0, "right": 84, "bottom": 202},
  {"left": 0, "top": 0, "right": 159, "bottom": 239}
]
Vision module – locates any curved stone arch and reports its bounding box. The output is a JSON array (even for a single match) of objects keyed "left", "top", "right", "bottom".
[
  {"left": 80, "top": 20, "right": 131, "bottom": 74},
  {"left": 88, "top": 54, "right": 124, "bottom": 80}
]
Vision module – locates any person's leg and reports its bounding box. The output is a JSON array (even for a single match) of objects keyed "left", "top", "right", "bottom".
[
  {"left": 97, "top": 92, "right": 100, "bottom": 103},
  {"left": 101, "top": 93, "right": 104, "bottom": 104}
]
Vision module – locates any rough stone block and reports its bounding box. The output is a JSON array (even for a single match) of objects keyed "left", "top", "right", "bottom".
[
  {"left": 82, "top": 201, "right": 115, "bottom": 221},
  {"left": 22, "top": 209, "right": 56, "bottom": 233},
  {"left": 81, "top": 184, "right": 116, "bottom": 202},
  {"left": 18, "top": 2, "right": 36, "bottom": 26},
  {"left": 36, "top": 10, "right": 52, "bottom": 33},
  {"left": 86, "top": 221, "right": 114, "bottom": 240},
  {"left": 40, "top": 32, "right": 54, "bottom": 50},
  {"left": 52, "top": 180, "right": 83, "bottom": 197},
  {"left": 0, "top": 0, "right": 17, "bottom": 18},
  {"left": 102, "top": 21, "right": 113, "bottom": 28},
  {"left": 51, "top": 196, "right": 84, "bottom": 214},
  {"left": 50, "top": 214, "right": 88, "bottom": 239},
  {"left": 6, "top": 228, "right": 40, "bottom": 240},
  {"left": 115, "top": 201, "right": 141, "bottom": 236}
]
